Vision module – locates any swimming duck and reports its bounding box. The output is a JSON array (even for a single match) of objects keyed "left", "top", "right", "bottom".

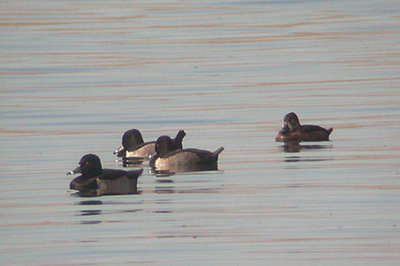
[
  {"left": 68, "top": 154, "right": 143, "bottom": 196},
  {"left": 114, "top": 129, "right": 186, "bottom": 159},
  {"left": 150, "top": 135, "right": 224, "bottom": 174},
  {"left": 275, "top": 112, "right": 333, "bottom": 143}
]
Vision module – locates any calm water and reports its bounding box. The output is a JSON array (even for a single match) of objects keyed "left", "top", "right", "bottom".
[{"left": 1, "top": 0, "right": 400, "bottom": 264}]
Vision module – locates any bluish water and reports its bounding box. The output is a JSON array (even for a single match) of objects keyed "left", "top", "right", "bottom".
[{"left": 1, "top": 0, "right": 400, "bottom": 264}]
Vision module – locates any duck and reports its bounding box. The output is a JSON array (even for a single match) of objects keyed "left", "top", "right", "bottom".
[
  {"left": 275, "top": 112, "right": 333, "bottom": 143},
  {"left": 68, "top": 154, "right": 143, "bottom": 196},
  {"left": 114, "top": 129, "right": 186, "bottom": 160},
  {"left": 150, "top": 135, "right": 224, "bottom": 174}
]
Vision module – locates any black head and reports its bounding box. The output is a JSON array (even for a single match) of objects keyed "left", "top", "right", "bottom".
[
  {"left": 77, "top": 154, "right": 103, "bottom": 177},
  {"left": 155, "top": 135, "right": 175, "bottom": 157},
  {"left": 122, "top": 129, "right": 144, "bottom": 150},
  {"left": 283, "top": 112, "right": 301, "bottom": 131}
]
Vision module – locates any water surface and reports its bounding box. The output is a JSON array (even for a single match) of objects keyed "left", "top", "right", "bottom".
[{"left": 1, "top": 0, "right": 400, "bottom": 264}]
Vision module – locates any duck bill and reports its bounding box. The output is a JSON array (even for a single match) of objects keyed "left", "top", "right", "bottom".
[
  {"left": 114, "top": 146, "right": 126, "bottom": 157},
  {"left": 67, "top": 166, "right": 81, "bottom": 175},
  {"left": 114, "top": 146, "right": 123, "bottom": 155},
  {"left": 280, "top": 125, "right": 290, "bottom": 135}
]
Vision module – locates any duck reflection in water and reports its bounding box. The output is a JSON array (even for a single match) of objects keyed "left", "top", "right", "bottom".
[
  {"left": 72, "top": 200, "right": 103, "bottom": 225},
  {"left": 150, "top": 135, "right": 224, "bottom": 176},
  {"left": 280, "top": 143, "right": 334, "bottom": 163},
  {"left": 154, "top": 175, "right": 221, "bottom": 195},
  {"left": 281, "top": 143, "right": 333, "bottom": 153},
  {"left": 74, "top": 200, "right": 142, "bottom": 225},
  {"left": 68, "top": 154, "right": 143, "bottom": 197}
]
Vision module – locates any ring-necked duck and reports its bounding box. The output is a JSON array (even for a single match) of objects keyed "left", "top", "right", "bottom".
[
  {"left": 150, "top": 135, "right": 224, "bottom": 174},
  {"left": 114, "top": 129, "right": 186, "bottom": 159},
  {"left": 68, "top": 154, "right": 143, "bottom": 195},
  {"left": 275, "top": 112, "right": 333, "bottom": 143}
]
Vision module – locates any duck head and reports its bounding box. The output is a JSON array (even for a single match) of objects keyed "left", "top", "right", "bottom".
[
  {"left": 68, "top": 154, "right": 102, "bottom": 177},
  {"left": 155, "top": 136, "right": 175, "bottom": 157},
  {"left": 114, "top": 129, "right": 145, "bottom": 156},
  {"left": 282, "top": 112, "right": 301, "bottom": 133}
]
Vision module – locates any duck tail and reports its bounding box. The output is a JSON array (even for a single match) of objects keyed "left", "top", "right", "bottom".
[
  {"left": 127, "top": 169, "right": 144, "bottom": 180},
  {"left": 327, "top": 128, "right": 333, "bottom": 136},
  {"left": 213, "top": 147, "right": 224, "bottom": 157},
  {"left": 174, "top": 130, "right": 186, "bottom": 143}
]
